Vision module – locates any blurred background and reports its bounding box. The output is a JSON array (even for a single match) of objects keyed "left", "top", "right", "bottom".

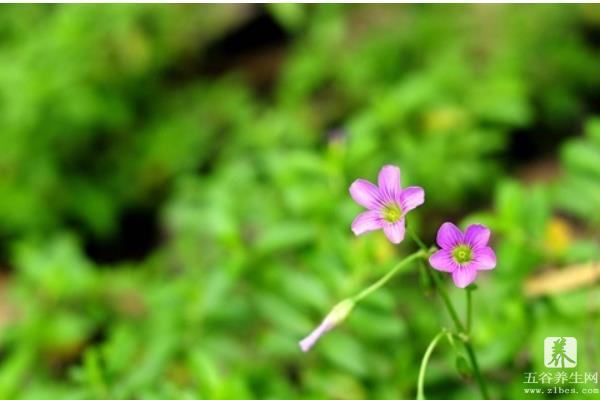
[{"left": 0, "top": 4, "right": 599, "bottom": 399}]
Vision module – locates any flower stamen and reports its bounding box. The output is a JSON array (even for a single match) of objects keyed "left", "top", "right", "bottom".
[
  {"left": 382, "top": 203, "right": 403, "bottom": 223},
  {"left": 452, "top": 244, "right": 473, "bottom": 265}
]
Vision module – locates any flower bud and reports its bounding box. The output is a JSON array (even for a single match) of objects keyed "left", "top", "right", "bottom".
[{"left": 299, "top": 299, "right": 355, "bottom": 352}]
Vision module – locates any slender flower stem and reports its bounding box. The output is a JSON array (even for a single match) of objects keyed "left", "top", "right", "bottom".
[
  {"left": 417, "top": 329, "right": 447, "bottom": 400},
  {"left": 466, "top": 288, "right": 472, "bottom": 334},
  {"left": 464, "top": 341, "right": 490, "bottom": 400},
  {"left": 407, "top": 226, "right": 438, "bottom": 293},
  {"left": 352, "top": 250, "right": 426, "bottom": 303},
  {"left": 407, "top": 226, "right": 428, "bottom": 252},
  {"left": 429, "top": 270, "right": 464, "bottom": 332},
  {"left": 410, "top": 231, "right": 490, "bottom": 400},
  {"left": 433, "top": 274, "right": 490, "bottom": 399},
  {"left": 430, "top": 269, "right": 490, "bottom": 399}
]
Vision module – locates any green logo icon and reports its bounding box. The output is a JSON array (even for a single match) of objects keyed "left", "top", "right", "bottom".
[{"left": 544, "top": 337, "right": 577, "bottom": 368}]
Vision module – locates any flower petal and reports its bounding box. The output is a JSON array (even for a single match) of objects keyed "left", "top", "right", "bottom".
[
  {"left": 451, "top": 266, "right": 478, "bottom": 288},
  {"left": 383, "top": 219, "right": 405, "bottom": 244},
  {"left": 464, "top": 224, "right": 490, "bottom": 249},
  {"left": 399, "top": 186, "right": 425, "bottom": 212},
  {"left": 299, "top": 321, "right": 331, "bottom": 352},
  {"left": 378, "top": 165, "right": 401, "bottom": 201},
  {"left": 351, "top": 210, "right": 383, "bottom": 236},
  {"left": 349, "top": 179, "right": 381, "bottom": 209},
  {"left": 429, "top": 249, "right": 458, "bottom": 272},
  {"left": 473, "top": 246, "right": 496, "bottom": 270},
  {"left": 436, "top": 222, "right": 463, "bottom": 249}
]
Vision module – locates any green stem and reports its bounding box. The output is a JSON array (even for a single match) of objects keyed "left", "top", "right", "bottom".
[
  {"left": 407, "top": 226, "right": 428, "bottom": 252},
  {"left": 430, "top": 272, "right": 489, "bottom": 399},
  {"left": 408, "top": 227, "right": 438, "bottom": 293},
  {"left": 352, "top": 250, "right": 425, "bottom": 303},
  {"left": 409, "top": 230, "right": 489, "bottom": 400},
  {"left": 466, "top": 288, "right": 472, "bottom": 335},
  {"left": 464, "top": 342, "right": 490, "bottom": 400},
  {"left": 417, "top": 330, "right": 447, "bottom": 400},
  {"left": 429, "top": 270, "right": 464, "bottom": 332}
]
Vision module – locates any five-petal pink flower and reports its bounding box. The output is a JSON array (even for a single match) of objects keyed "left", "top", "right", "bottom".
[
  {"left": 349, "top": 165, "right": 425, "bottom": 244},
  {"left": 429, "top": 222, "right": 497, "bottom": 288}
]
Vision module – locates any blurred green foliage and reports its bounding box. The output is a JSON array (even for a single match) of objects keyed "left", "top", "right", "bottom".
[{"left": 0, "top": 4, "right": 599, "bottom": 400}]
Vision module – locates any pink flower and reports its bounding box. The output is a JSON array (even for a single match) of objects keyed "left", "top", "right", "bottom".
[
  {"left": 349, "top": 165, "right": 425, "bottom": 244},
  {"left": 429, "top": 222, "right": 497, "bottom": 288}
]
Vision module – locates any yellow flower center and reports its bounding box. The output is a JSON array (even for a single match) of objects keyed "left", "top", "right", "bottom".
[
  {"left": 452, "top": 245, "right": 473, "bottom": 265},
  {"left": 382, "top": 203, "right": 403, "bottom": 223}
]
